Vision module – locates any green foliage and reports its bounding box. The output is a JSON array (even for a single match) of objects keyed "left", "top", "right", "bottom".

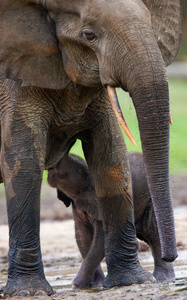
[
  {"left": 70, "top": 139, "right": 84, "bottom": 158},
  {"left": 169, "top": 79, "right": 187, "bottom": 173}
]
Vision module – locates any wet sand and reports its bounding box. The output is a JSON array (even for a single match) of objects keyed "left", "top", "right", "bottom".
[{"left": 0, "top": 206, "right": 187, "bottom": 299}]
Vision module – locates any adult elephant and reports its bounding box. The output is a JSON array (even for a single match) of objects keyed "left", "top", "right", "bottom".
[{"left": 0, "top": 0, "right": 182, "bottom": 297}]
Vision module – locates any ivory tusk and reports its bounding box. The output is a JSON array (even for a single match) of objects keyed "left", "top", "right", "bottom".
[
  {"left": 107, "top": 86, "right": 137, "bottom": 147},
  {"left": 169, "top": 112, "right": 173, "bottom": 125}
]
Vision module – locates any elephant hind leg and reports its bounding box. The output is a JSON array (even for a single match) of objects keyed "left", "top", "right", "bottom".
[{"left": 136, "top": 199, "right": 175, "bottom": 282}]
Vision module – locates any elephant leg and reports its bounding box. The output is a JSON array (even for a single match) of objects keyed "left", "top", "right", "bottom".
[
  {"left": 88, "top": 220, "right": 105, "bottom": 287},
  {"left": 82, "top": 100, "right": 154, "bottom": 287},
  {"left": 72, "top": 204, "right": 105, "bottom": 288},
  {"left": 136, "top": 199, "right": 175, "bottom": 282},
  {"left": 86, "top": 220, "right": 105, "bottom": 288},
  {"left": 1, "top": 89, "right": 52, "bottom": 297},
  {"left": 0, "top": 130, "right": 3, "bottom": 183}
]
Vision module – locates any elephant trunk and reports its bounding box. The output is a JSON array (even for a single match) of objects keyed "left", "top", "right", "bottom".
[
  {"left": 121, "top": 25, "right": 177, "bottom": 262},
  {"left": 131, "top": 82, "right": 177, "bottom": 262}
]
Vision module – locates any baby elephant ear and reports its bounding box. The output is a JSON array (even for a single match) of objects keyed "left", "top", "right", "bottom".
[
  {"left": 0, "top": 1, "right": 71, "bottom": 89},
  {"left": 57, "top": 189, "right": 72, "bottom": 208},
  {"left": 142, "top": 0, "right": 183, "bottom": 66}
]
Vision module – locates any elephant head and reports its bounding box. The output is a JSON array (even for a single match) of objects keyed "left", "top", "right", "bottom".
[{"left": 0, "top": 0, "right": 182, "bottom": 262}]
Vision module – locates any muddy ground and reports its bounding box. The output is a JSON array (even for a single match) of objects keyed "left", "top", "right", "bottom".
[{"left": 0, "top": 174, "right": 187, "bottom": 299}]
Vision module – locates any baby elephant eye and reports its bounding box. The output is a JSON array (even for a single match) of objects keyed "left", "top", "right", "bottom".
[
  {"left": 82, "top": 30, "right": 97, "bottom": 41},
  {"left": 73, "top": 168, "right": 79, "bottom": 174}
]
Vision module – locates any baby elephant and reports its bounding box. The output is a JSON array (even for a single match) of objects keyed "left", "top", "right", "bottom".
[{"left": 48, "top": 152, "right": 174, "bottom": 288}]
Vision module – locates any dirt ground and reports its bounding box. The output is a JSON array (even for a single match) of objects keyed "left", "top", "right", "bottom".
[{"left": 0, "top": 174, "right": 187, "bottom": 299}]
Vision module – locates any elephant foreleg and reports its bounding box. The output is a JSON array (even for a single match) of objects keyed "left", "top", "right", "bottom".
[
  {"left": 1, "top": 87, "right": 52, "bottom": 297},
  {"left": 82, "top": 98, "right": 155, "bottom": 287}
]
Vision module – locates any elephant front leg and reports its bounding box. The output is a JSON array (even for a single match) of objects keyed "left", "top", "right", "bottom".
[
  {"left": 72, "top": 205, "right": 105, "bottom": 288},
  {"left": 1, "top": 117, "right": 52, "bottom": 297},
  {"left": 82, "top": 109, "right": 155, "bottom": 287},
  {"left": 100, "top": 191, "right": 154, "bottom": 287}
]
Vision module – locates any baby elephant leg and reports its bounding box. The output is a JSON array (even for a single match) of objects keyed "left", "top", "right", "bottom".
[
  {"left": 129, "top": 152, "right": 174, "bottom": 282},
  {"left": 136, "top": 200, "right": 175, "bottom": 282},
  {"left": 72, "top": 204, "right": 105, "bottom": 288}
]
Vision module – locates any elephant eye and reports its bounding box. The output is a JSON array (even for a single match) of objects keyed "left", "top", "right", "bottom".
[
  {"left": 73, "top": 168, "right": 79, "bottom": 174},
  {"left": 82, "top": 30, "right": 97, "bottom": 41}
]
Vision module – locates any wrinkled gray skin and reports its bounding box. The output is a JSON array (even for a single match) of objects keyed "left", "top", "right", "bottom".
[
  {"left": 48, "top": 152, "right": 175, "bottom": 288},
  {"left": 0, "top": 0, "right": 182, "bottom": 297}
]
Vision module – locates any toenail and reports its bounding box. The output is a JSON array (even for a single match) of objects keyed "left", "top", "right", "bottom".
[
  {"left": 35, "top": 290, "right": 47, "bottom": 296},
  {"left": 17, "top": 290, "right": 30, "bottom": 297}
]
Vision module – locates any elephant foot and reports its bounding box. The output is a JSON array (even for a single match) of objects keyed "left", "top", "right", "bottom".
[
  {"left": 72, "top": 266, "right": 105, "bottom": 289},
  {"left": 104, "top": 264, "right": 155, "bottom": 288},
  {"left": 3, "top": 276, "right": 53, "bottom": 298},
  {"left": 91, "top": 267, "right": 105, "bottom": 287},
  {"left": 153, "top": 262, "right": 175, "bottom": 282},
  {"left": 72, "top": 274, "right": 91, "bottom": 289}
]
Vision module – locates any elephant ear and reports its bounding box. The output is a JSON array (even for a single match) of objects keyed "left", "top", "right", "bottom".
[
  {"left": 57, "top": 189, "right": 72, "bottom": 208},
  {"left": 142, "top": 0, "right": 183, "bottom": 66},
  {"left": 0, "top": 0, "right": 70, "bottom": 89}
]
